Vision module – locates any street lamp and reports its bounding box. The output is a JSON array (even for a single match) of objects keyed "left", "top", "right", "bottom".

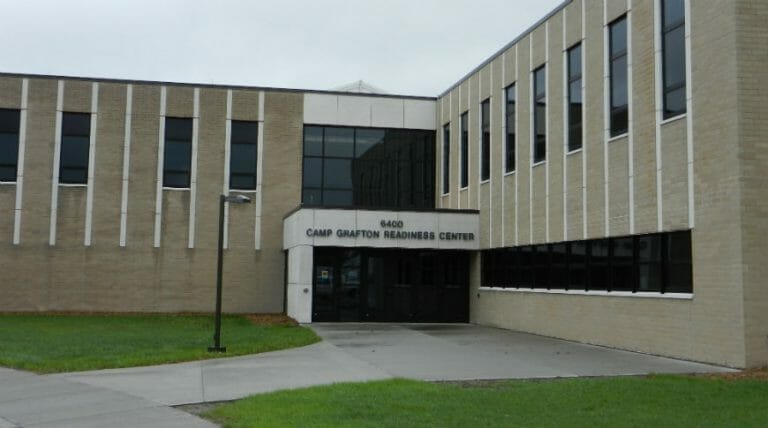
[{"left": 208, "top": 193, "right": 251, "bottom": 353}]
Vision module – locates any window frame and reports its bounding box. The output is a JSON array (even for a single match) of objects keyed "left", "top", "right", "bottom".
[
  {"left": 567, "top": 43, "right": 583, "bottom": 152},
  {"left": 229, "top": 120, "right": 259, "bottom": 191},
  {"left": 661, "top": 0, "right": 687, "bottom": 119},
  {"left": 609, "top": 15, "right": 629, "bottom": 137},
  {"left": 162, "top": 117, "right": 193, "bottom": 189},
  {"left": 442, "top": 123, "right": 450, "bottom": 194},
  {"left": 59, "top": 112, "right": 91, "bottom": 185},
  {"left": 480, "top": 98, "right": 490, "bottom": 182},
  {"left": 504, "top": 84, "right": 516, "bottom": 173},
  {"left": 459, "top": 112, "right": 469, "bottom": 188},
  {"left": 0, "top": 108, "right": 21, "bottom": 183},
  {"left": 532, "top": 65, "right": 547, "bottom": 164}
]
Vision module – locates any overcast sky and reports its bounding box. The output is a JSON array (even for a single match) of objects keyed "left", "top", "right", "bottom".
[{"left": 0, "top": 0, "right": 563, "bottom": 97}]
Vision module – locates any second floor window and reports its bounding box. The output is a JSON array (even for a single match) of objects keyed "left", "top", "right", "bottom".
[
  {"left": 662, "top": 0, "right": 686, "bottom": 118},
  {"left": 609, "top": 16, "right": 628, "bottom": 136},
  {"left": 163, "top": 117, "right": 192, "bottom": 188},
  {"left": 533, "top": 66, "right": 546, "bottom": 163},
  {"left": 480, "top": 99, "right": 490, "bottom": 181},
  {"left": 460, "top": 112, "right": 468, "bottom": 188},
  {"left": 60, "top": 112, "right": 91, "bottom": 184},
  {"left": 0, "top": 109, "right": 20, "bottom": 182},
  {"left": 230, "top": 120, "right": 258, "bottom": 190},
  {"left": 567, "top": 43, "right": 583, "bottom": 151},
  {"left": 442, "top": 123, "right": 450, "bottom": 194},
  {"left": 505, "top": 84, "right": 516, "bottom": 173}
]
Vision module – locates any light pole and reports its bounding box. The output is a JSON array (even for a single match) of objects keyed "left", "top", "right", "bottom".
[{"left": 208, "top": 193, "right": 251, "bottom": 353}]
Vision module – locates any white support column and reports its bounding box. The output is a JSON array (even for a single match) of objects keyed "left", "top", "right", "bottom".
[
  {"left": 119, "top": 85, "right": 133, "bottom": 247},
  {"left": 582, "top": 0, "right": 588, "bottom": 239},
  {"left": 684, "top": 0, "right": 694, "bottom": 228},
  {"left": 602, "top": 0, "right": 611, "bottom": 237},
  {"left": 627, "top": 0, "right": 636, "bottom": 234},
  {"left": 653, "top": 0, "right": 664, "bottom": 231},
  {"left": 153, "top": 86, "right": 167, "bottom": 248},
  {"left": 13, "top": 78, "right": 28, "bottom": 245},
  {"left": 562, "top": 10, "right": 569, "bottom": 242},
  {"left": 188, "top": 88, "right": 200, "bottom": 249},
  {"left": 448, "top": 91, "right": 453, "bottom": 209},
  {"left": 49, "top": 80, "right": 64, "bottom": 247},
  {"left": 501, "top": 51, "right": 506, "bottom": 247},
  {"left": 84, "top": 82, "right": 99, "bottom": 246},
  {"left": 528, "top": 36, "right": 534, "bottom": 244},
  {"left": 457, "top": 85, "right": 462, "bottom": 210},
  {"left": 545, "top": 20, "right": 551, "bottom": 243},
  {"left": 488, "top": 64, "right": 493, "bottom": 248},
  {"left": 254, "top": 90, "right": 265, "bottom": 250},
  {"left": 223, "top": 90, "right": 232, "bottom": 249},
  {"left": 514, "top": 44, "right": 520, "bottom": 246}
]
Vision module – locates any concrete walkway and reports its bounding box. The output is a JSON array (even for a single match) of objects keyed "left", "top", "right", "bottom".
[
  {"left": 0, "top": 367, "right": 214, "bottom": 428},
  {"left": 1, "top": 323, "right": 735, "bottom": 427}
]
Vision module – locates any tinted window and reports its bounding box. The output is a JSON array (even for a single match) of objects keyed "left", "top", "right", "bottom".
[
  {"left": 609, "top": 16, "right": 628, "bottom": 136},
  {"left": 442, "top": 123, "right": 450, "bottom": 194},
  {"left": 302, "top": 126, "right": 435, "bottom": 209},
  {"left": 230, "top": 120, "right": 258, "bottom": 190},
  {"left": 460, "top": 113, "right": 469, "bottom": 188},
  {"left": 505, "top": 84, "right": 516, "bottom": 173},
  {"left": 163, "top": 117, "right": 192, "bottom": 188},
  {"left": 662, "top": 0, "right": 687, "bottom": 118},
  {"left": 533, "top": 66, "right": 546, "bottom": 163},
  {"left": 567, "top": 44, "right": 583, "bottom": 152},
  {"left": 480, "top": 99, "right": 490, "bottom": 181},
  {"left": 59, "top": 112, "right": 91, "bottom": 184},
  {"left": 0, "top": 109, "right": 20, "bottom": 182}
]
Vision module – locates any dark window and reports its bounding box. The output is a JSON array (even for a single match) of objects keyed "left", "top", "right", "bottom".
[
  {"left": 664, "top": 231, "right": 692, "bottom": 293},
  {"left": 505, "top": 84, "right": 516, "bottom": 173},
  {"left": 163, "top": 117, "right": 192, "bottom": 188},
  {"left": 481, "top": 230, "right": 693, "bottom": 295},
  {"left": 442, "top": 123, "right": 450, "bottom": 194},
  {"left": 0, "top": 109, "right": 21, "bottom": 182},
  {"left": 460, "top": 112, "right": 469, "bottom": 188},
  {"left": 567, "top": 43, "right": 583, "bottom": 151},
  {"left": 59, "top": 112, "right": 91, "bottom": 184},
  {"left": 301, "top": 126, "right": 434, "bottom": 209},
  {"left": 662, "top": 0, "right": 686, "bottom": 118},
  {"left": 609, "top": 16, "right": 628, "bottom": 137},
  {"left": 480, "top": 99, "right": 490, "bottom": 181},
  {"left": 230, "top": 120, "right": 258, "bottom": 190},
  {"left": 533, "top": 66, "right": 546, "bottom": 163}
]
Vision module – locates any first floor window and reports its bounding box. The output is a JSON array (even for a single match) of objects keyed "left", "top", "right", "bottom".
[
  {"left": 163, "top": 117, "right": 192, "bottom": 188},
  {"left": 0, "top": 108, "right": 20, "bottom": 182},
  {"left": 60, "top": 112, "right": 91, "bottom": 184},
  {"left": 230, "top": 120, "right": 258, "bottom": 190}
]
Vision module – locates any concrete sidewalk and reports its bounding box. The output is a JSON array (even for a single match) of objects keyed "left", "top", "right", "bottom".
[
  {"left": 54, "top": 323, "right": 734, "bottom": 408},
  {"left": 0, "top": 367, "right": 214, "bottom": 428}
]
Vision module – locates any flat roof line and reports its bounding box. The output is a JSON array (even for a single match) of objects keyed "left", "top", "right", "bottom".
[
  {"left": 0, "top": 71, "right": 437, "bottom": 101},
  {"left": 438, "top": 0, "right": 572, "bottom": 98}
]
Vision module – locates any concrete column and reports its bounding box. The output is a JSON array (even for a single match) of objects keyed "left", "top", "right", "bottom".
[{"left": 286, "top": 245, "right": 313, "bottom": 323}]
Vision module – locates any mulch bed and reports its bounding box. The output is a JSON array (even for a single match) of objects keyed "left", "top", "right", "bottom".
[{"left": 245, "top": 314, "right": 299, "bottom": 326}]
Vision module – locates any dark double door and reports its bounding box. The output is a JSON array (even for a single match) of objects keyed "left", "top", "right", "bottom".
[{"left": 312, "top": 248, "right": 469, "bottom": 323}]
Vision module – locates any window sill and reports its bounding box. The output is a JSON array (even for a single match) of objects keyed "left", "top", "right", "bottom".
[
  {"left": 229, "top": 189, "right": 258, "bottom": 193},
  {"left": 566, "top": 148, "right": 583, "bottom": 156},
  {"left": 607, "top": 133, "right": 628, "bottom": 143},
  {"left": 478, "top": 286, "right": 693, "bottom": 300},
  {"left": 59, "top": 183, "right": 87, "bottom": 188},
  {"left": 531, "top": 160, "right": 546, "bottom": 168},
  {"left": 660, "top": 113, "right": 687, "bottom": 126},
  {"left": 503, "top": 170, "right": 516, "bottom": 177},
  {"left": 479, "top": 179, "right": 490, "bottom": 185},
  {"left": 459, "top": 186, "right": 468, "bottom": 192},
  {"left": 440, "top": 192, "right": 450, "bottom": 197},
  {"left": 0, "top": 181, "right": 17, "bottom": 186},
  {"left": 162, "top": 187, "right": 190, "bottom": 191}
]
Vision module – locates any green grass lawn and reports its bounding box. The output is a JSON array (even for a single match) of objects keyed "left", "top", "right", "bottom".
[
  {"left": 0, "top": 314, "right": 319, "bottom": 373},
  {"left": 204, "top": 376, "right": 768, "bottom": 428}
]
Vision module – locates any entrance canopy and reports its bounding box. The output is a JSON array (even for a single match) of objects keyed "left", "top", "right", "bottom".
[{"left": 283, "top": 207, "right": 479, "bottom": 322}]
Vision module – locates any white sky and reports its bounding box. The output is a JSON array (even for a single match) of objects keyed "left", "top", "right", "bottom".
[{"left": 0, "top": 0, "right": 563, "bottom": 97}]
